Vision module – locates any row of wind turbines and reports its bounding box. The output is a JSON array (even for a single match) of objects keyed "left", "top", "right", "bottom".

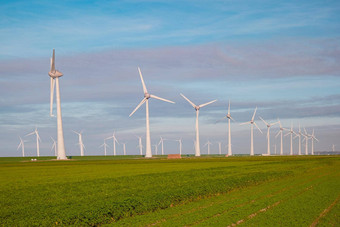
[{"left": 16, "top": 49, "right": 322, "bottom": 159}]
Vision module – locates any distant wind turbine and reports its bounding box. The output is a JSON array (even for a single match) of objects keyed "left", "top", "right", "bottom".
[
  {"left": 49, "top": 49, "right": 67, "bottom": 160},
  {"left": 17, "top": 136, "right": 26, "bottom": 157},
  {"left": 73, "top": 131, "right": 85, "bottom": 156},
  {"left": 204, "top": 140, "right": 212, "bottom": 155},
  {"left": 309, "top": 129, "right": 318, "bottom": 155},
  {"left": 137, "top": 136, "right": 143, "bottom": 155},
  {"left": 51, "top": 137, "right": 57, "bottom": 156},
  {"left": 176, "top": 138, "right": 182, "bottom": 155},
  {"left": 180, "top": 93, "right": 217, "bottom": 157},
  {"left": 260, "top": 117, "right": 279, "bottom": 156},
  {"left": 284, "top": 123, "right": 295, "bottom": 156},
  {"left": 240, "top": 107, "right": 263, "bottom": 156},
  {"left": 129, "top": 67, "right": 175, "bottom": 158},
  {"left": 218, "top": 142, "right": 222, "bottom": 155},
  {"left": 275, "top": 119, "right": 286, "bottom": 155},
  {"left": 122, "top": 143, "right": 127, "bottom": 156},
  {"left": 153, "top": 144, "right": 158, "bottom": 155},
  {"left": 332, "top": 144, "right": 335, "bottom": 152},
  {"left": 302, "top": 128, "right": 309, "bottom": 155},
  {"left": 294, "top": 124, "right": 302, "bottom": 155},
  {"left": 158, "top": 136, "right": 165, "bottom": 155},
  {"left": 106, "top": 132, "right": 119, "bottom": 156},
  {"left": 217, "top": 100, "right": 235, "bottom": 156},
  {"left": 25, "top": 127, "right": 41, "bottom": 157},
  {"left": 99, "top": 140, "right": 109, "bottom": 156}
]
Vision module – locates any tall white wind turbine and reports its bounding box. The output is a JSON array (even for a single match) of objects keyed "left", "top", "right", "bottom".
[
  {"left": 17, "top": 136, "right": 26, "bottom": 157},
  {"left": 51, "top": 137, "right": 57, "bottom": 156},
  {"left": 176, "top": 138, "right": 182, "bottom": 155},
  {"left": 309, "top": 129, "right": 318, "bottom": 155},
  {"left": 158, "top": 136, "right": 165, "bottom": 155},
  {"left": 25, "top": 128, "right": 41, "bottom": 157},
  {"left": 260, "top": 117, "right": 279, "bottom": 156},
  {"left": 275, "top": 119, "right": 286, "bottom": 155},
  {"left": 217, "top": 100, "right": 235, "bottom": 156},
  {"left": 284, "top": 124, "right": 295, "bottom": 155},
  {"left": 180, "top": 93, "right": 217, "bottom": 157},
  {"left": 99, "top": 140, "right": 109, "bottom": 156},
  {"left": 49, "top": 49, "right": 67, "bottom": 160},
  {"left": 137, "top": 136, "right": 143, "bottom": 155},
  {"left": 129, "top": 67, "right": 175, "bottom": 158},
  {"left": 204, "top": 140, "right": 212, "bottom": 155},
  {"left": 218, "top": 142, "right": 222, "bottom": 155},
  {"left": 293, "top": 124, "right": 302, "bottom": 155},
  {"left": 302, "top": 128, "right": 309, "bottom": 155},
  {"left": 106, "top": 132, "right": 119, "bottom": 156},
  {"left": 73, "top": 131, "right": 85, "bottom": 156},
  {"left": 240, "top": 107, "right": 263, "bottom": 156}
]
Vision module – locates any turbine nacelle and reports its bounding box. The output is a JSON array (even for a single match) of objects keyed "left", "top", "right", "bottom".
[
  {"left": 195, "top": 105, "right": 200, "bottom": 111},
  {"left": 144, "top": 93, "right": 151, "bottom": 99},
  {"left": 48, "top": 70, "right": 63, "bottom": 78}
]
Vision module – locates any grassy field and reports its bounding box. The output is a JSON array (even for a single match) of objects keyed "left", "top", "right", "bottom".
[{"left": 0, "top": 155, "right": 339, "bottom": 226}]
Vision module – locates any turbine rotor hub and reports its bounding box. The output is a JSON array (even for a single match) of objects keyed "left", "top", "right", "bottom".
[
  {"left": 144, "top": 93, "right": 150, "bottom": 99},
  {"left": 195, "top": 106, "right": 200, "bottom": 110},
  {"left": 49, "top": 70, "right": 63, "bottom": 78}
]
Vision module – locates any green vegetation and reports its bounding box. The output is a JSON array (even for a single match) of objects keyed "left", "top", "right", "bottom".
[{"left": 0, "top": 156, "right": 339, "bottom": 226}]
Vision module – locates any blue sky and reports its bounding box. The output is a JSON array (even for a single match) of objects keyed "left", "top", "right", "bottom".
[{"left": 0, "top": 0, "right": 340, "bottom": 157}]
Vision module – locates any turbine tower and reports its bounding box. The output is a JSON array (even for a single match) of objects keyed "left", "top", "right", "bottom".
[
  {"left": 180, "top": 93, "right": 217, "bottom": 157},
  {"left": 294, "top": 124, "right": 302, "bottom": 155},
  {"left": 73, "top": 131, "right": 85, "bottom": 156},
  {"left": 129, "top": 67, "right": 175, "bottom": 158},
  {"left": 284, "top": 124, "right": 295, "bottom": 155},
  {"left": 122, "top": 143, "right": 127, "bottom": 155},
  {"left": 158, "top": 136, "right": 165, "bottom": 155},
  {"left": 302, "top": 128, "right": 309, "bottom": 155},
  {"left": 51, "top": 137, "right": 57, "bottom": 156},
  {"left": 153, "top": 144, "right": 158, "bottom": 155},
  {"left": 332, "top": 144, "right": 335, "bottom": 152},
  {"left": 137, "top": 136, "right": 143, "bottom": 155},
  {"left": 49, "top": 49, "right": 67, "bottom": 160},
  {"left": 99, "top": 140, "right": 109, "bottom": 156},
  {"left": 106, "top": 132, "right": 119, "bottom": 156},
  {"left": 176, "top": 138, "right": 182, "bottom": 155},
  {"left": 275, "top": 119, "right": 286, "bottom": 155},
  {"left": 218, "top": 100, "right": 235, "bottom": 156},
  {"left": 17, "top": 136, "right": 26, "bottom": 157},
  {"left": 218, "top": 142, "right": 222, "bottom": 155},
  {"left": 240, "top": 107, "right": 263, "bottom": 156},
  {"left": 259, "top": 117, "right": 279, "bottom": 156},
  {"left": 309, "top": 129, "right": 318, "bottom": 155},
  {"left": 204, "top": 140, "right": 212, "bottom": 155},
  {"left": 25, "top": 127, "right": 41, "bottom": 157}
]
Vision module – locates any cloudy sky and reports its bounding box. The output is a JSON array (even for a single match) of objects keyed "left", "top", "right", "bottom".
[{"left": 1, "top": 0, "right": 339, "bottom": 157}]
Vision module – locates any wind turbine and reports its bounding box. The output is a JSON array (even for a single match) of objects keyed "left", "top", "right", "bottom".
[
  {"left": 284, "top": 124, "right": 295, "bottom": 155},
  {"left": 259, "top": 117, "right": 279, "bottom": 156},
  {"left": 302, "top": 128, "right": 309, "bottom": 155},
  {"left": 176, "top": 138, "right": 182, "bottom": 155},
  {"left": 158, "top": 136, "right": 165, "bottom": 155},
  {"left": 106, "top": 132, "right": 119, "bottom": 156},
  {"left": 275, "top": 119, "right": 286, "bottom": 155},
  {"left": 153, "top": 144, "right": 158, "bottom": 155},
  {"left": 204, "top": 140, "right": 212, "bottom": 155},
  {"left": 294, "top": 124, "right": 302, "bottom": 155},
  {"left": 332, "top": 144, "right": 335, "bottom": 152},
  {"left": 180, "top": 93, "right": 217, "bottom": 157},
  {"left": 240, "top": 107, "right": 263, "bottom": 156},
  {"left": 17, "top": 136, "right": 26, "bottom": 157},
  {"left": 99, "top": 140, "right": 109, "bottom": 156},
  {"left": 218, "top": 142, "right": 222, "bottom": 155},
  {"left": 51, "top": 137, "right": 57, "bottom": 156},
  {"left": 25, "top": 127, "right": 41, "bottom": 157},
  {"left": 73, "top": 131, "right": 85, "bottom": 156},
  {"left": 217, "top": 100, "right": 235, "bottom": 156},
  {"left": 122, "top": 143, "right": 127, "bottom": 155},
  {"left": 49, "top": 49, "right": 67, "bottom": 160},
  {"left": 137, "top": 136, "right": 143, "bottom": 155},
  {"left": 309, "top": 129, "right": 318, "bottom": 155},
  {"left": 129, "top": 67, "right": 175, "bottom": 158}
]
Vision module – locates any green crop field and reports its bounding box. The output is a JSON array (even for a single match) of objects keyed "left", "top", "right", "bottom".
[{"left": 0, "top": 155, "right": 339, "bottom": 226}]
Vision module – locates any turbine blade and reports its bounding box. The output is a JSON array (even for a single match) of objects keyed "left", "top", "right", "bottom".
[
  {"left": 180, "top": 93, "right": 196, "bottom": 108},
  {"left": 138, "top": 67, "right": 148, "bottom": 94},
  {"left": 51, "top": 49, "right": 55, "bottom": 72},
  {"left": 284, "top": 132, "right": 290, "bottom": 137},
  {"left": 129, "top": 98, "right": 147, "bottom": 117},
  {"left": 259, "top": 116, "right": 268, "bottom": 126},
  {"left": 251, "top": 107, "right": 257, "bottom": 121},
  {"left": 240, "top": 121, "right": 251, "bottom": 125},
  {"left": 50, "top": 77, "right": 55, "bottom": 117},
  {"left": 199, "top": 99, "right": 217, "bottom": 108},
  {"left": 25, "top": 132, "right": 35, "bottom": 136},
  {"left": 275, "top": 130, "right": 281, "bottom": 138},
  {"left": 216, "top": 116, "right": 227, "bottom": 124},
  {"left": 228, "top": 100, "right": 230, "bottom": 115},
  {"left": 254, "top": 122, "right": 263, "bottom": 134},
  {"left": 150, "top": 94, "right": 175, "bottom": 104},
  {"left": 230, "top": 116, "right": 236, "bottom": 122}
]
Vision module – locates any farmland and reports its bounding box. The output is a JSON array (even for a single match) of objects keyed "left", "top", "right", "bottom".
[{"left": 0, "top": 156, "right": 339, "bottom": 226}]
